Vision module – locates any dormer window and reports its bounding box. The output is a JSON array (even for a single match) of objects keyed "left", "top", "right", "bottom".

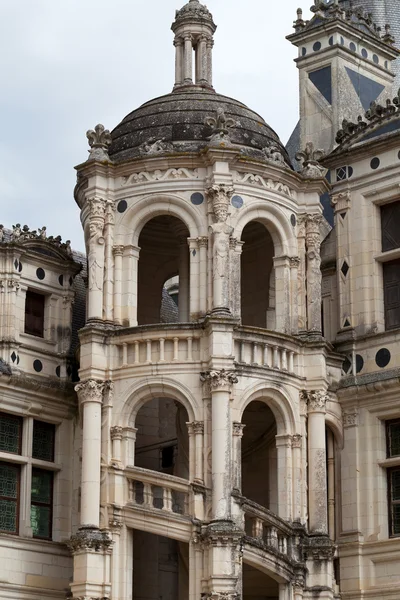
[{"left": 24, "top": 290, "right": 45, "bottom": 338}]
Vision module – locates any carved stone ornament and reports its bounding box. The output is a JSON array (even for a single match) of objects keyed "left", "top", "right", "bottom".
[
  {"left": 200, "top": 369, "right": 238, "bottom": 389},
  {"left": 308, "top": 390, "right": 328, "bottom": 412},
  {"left": 122, "top": 167, "right": 199, "bottom": 186},
  {"left": 86, "top": 124, "right": 112, "bottom": 162},
  {"left": 262, "top": 140, "right": 286, "bottom": 166},
  {"left": 303, "top": 534, "right": 336, "bottom": 561},
  {"left": 292, "top": 434, "right": 302, "bottom": 448},
  {"left": 67, "top": 526, "right": 112, "bottom": 554},
  {"left": 75, "top": 380, "right": 105, "bottom": 403},
  {"left": 205, "top": 108, "right": 239, "bottom": 144},
  {"left": 232, "top": 422, "right": 245, "bottom": 437},
  {"left": 343, "top": 409, "right": 358, "bottom": 428},
  {"left": 191, "top": 421, "right": 205, "bottom": 435},
  {"left": 69, "top": 597, "right": 110, "bottom": 600},
  {"left": 110, "top": 426, "right": 123, "bottom": 440},
  {"left": 331, "top": 190, "right": 351, "bottom": 213},
  {"left": 234, "top": 172, "right": 295, "bottom": 199},
  {"left": 204, "top": 594, "right": 240, "bottom": 600},
  {"left": 3, "top": 223, "right": 73, "bottom": 258},
  {"left": 295, "top": 142, "right": 327, "bottom": 178},
  {"left": 139, "top": 137, "right": 173, "bottom": 155},
  {"left": 206, "top": 184, "right": 234, "bottom": 223}
]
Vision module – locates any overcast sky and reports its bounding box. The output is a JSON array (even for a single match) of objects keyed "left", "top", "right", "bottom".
[{"left": 0, "top": 0, "right": 312, "bottom": 252}]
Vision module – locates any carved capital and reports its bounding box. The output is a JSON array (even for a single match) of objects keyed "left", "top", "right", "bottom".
[
  {"left": 110, "top": 426, "right": 123, "bottom": 440},
  {"left": 206, "top": 184, "right": 234, "bottom": 223},
  {"left": 190, "top": 421, "right": 205, "bottom": 435},
  {"left": 200, "top": 369, "right": 238, "bottom": 390},
  {"left": 232, "top": 422, "right": 246, "bottom": 437},
  {"left": 113, "top": 245, "right": 124, "bottom": 256},
  {"left": 67, "top": 527, "right": 112, "bottom": 554},
  {"left": 75, "top": 380, "right": 105, "bottom": 404},
  {"left": 331, "top": 190, "right": 351, "bottom": 213},
  {"left": 343, "top": 409, "right": 358, "bottom": 428},
  {"left": 197, "top": 236, "right": 209, "bottom": 248},
  {"left": 292, "top": 434, "right": 302, "bottom": 448},
  {"left": 306, "top": 390, "right": 328, "bottom": 413}
]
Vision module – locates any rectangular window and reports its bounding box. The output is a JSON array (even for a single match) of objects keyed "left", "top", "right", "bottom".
[
  {"left": 32, "top": 420, "right": 55, "bottom": 462},
  {"left": 31, "top": 468, "right": 53, "bottom": 539},
  {"left": 381, "top": 200, "right": 400, "bottom": 252},
  {"left": 24, "top": 290, "right": 45, "bottom": 338},
  {"left": 387, "top": 420, "right": 400, "bottom": 458},
  {"left": 0, "top": 462, "right": 20, "bottom": 534},
  {"left": 0, "top": 413, "right": 22, "bottom": 454},
  {"left": 389, "top": 468, "right": 400, "bottom": 537},
  {"left": 383, "top": 259, "right": 400, "bottom": 330}
]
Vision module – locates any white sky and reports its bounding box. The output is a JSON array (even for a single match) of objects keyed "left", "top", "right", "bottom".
[{"left": 0, "top": 0, "right": 313, "bottom": 252}]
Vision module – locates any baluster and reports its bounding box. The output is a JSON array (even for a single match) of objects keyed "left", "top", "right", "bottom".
[
  {"left": 263, "top": 344, "right": 269, "bottom": 367},
  {"left": 289, "top": 351, "right": 295, "bottom": 373},
  {"left": 252, "top": 518, "right": 263, "bottom": 539},
  {"left": 134, "top": 341, "right": 140, "bottom": 364},
  {"left": 128, "top": 480, "right": 134, "bottom": 502},
  {"left": 281, "top": 536, "right": 288, "bottom": 555},
  {"left": 270, "top": 527, "right": 278, "bottom": 549},
  {"left": 252, "top": 343, "right": 258, "bottom": 365},
  {"left": 173, "top": 337, "right": 179, "bottom": 361},
  {"left": 187, "top": 337, "right": 193, "bottom": 361},
  {"left": 164, "top": 487, "right": 173, "bottom": 512},
  {"left": 159, "top": 338, "right": 165, "bottom": 362},
  {"left": 265, "top": 527, "right": 272, "bottom": 546},
  {"left": 281, "top": 348, "right": 288, "bottom": 371},
  {"left": 240, "top": 341, "right": 245, "bottom": 363},
  {"left": 273, "top": 346, "right": 280, "bottom": 369},
  {"left": 143, "top": 482, "right": 152, "bottom": 507},
  {"left": 122, "top": 343, "right": 128, "bottom": 366},
  {"left": 146, "top": 339, "right": 152, "bottom": 363}
]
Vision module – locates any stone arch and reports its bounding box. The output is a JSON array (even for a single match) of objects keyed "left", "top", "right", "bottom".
[
  {"left": 326, "top": 409, "right": 344, "bottom": 450},
  {"left": 233, "top": 202, "right": 296, "bottom": 257},
  {"left": 116, "top": 194, "right": 204, "bottom": 247},
  {"left": 238, "top": 383, "right": 297, "bottom": 437},
  {"left": 117, "top": 377, "right": 199, "bottom": 428}
]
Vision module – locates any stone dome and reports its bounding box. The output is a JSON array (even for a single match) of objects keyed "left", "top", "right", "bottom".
[
  {"left": 174, "top": 0, "right": 214, "bottom": 26},
  {"left": 109, "top": 88, "right": 292, "bottom": 167}
]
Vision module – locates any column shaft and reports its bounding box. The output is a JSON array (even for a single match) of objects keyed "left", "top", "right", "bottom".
[
  {"left": 113, "top": 246, "right": 123, "bottom": 324},
  {"left": 212, "top": 389, "right": 231, "bottom": 519},
  {"left": 179, "top": 238, "right": 190, "bottom": 321},
  {"left": 81, "top": 399, "right": 102, "bottom": 527},
  {"left": 198, "top": 238, "right": 208, "bottom": 315},
  {"left": 189, "top": 238, "right": 200, "bottom": 319},
  {"left": 307, "top": 392, "right": 328, "bottom": 534},
  {"left": 174, "top": 38, "right": 184, "bottom": 86},
  {"left": 184, "top": 35, "right": 193, "bottom": 83}
]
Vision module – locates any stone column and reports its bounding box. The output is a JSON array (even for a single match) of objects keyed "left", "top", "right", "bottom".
[
  {"left": 289, "top": 257, "right": 300, "bottom": 334},
  {"left": 198, "top": 35, "right": 208, "bottom": 84},
  {"left": 188, "top": 237, "right": 200, "bottom": 320},
  {"left": 229, "top": 238, "right": 244, "bottom": 319},
  {"left": 207, "top": 38, "right": 214, "bottom": 87},
  {"left": 303, "top": 390, "right": 328, "bottom": 534},
  {"left": 297, "top": 216, "right": 308, "bottom": 332},
  {"left": 123, "top": 245, "right": 140, "bottom": 327},
  {"left": 75, "top": 379, "right": 106, "bottom": 528},
  {"left": 110, "top": 426, "right": 123, "bottom": 467},
  {"left": 201, "top": 369, "right": 238, "bottom": 520},
  {"left": 198, "top": 236, "right": 208, "bottom": 316},
  {"left": 103, "top": 201, "right": 115, "bottom": 322},
  {"left": 188, "top": 421, "right": 204, "bottom": 484},
  {"left": 327, "top": 428, "right": 335, "bottom": 540},
  {"left": 232, "top": 422, "right": 245, "bottom": 492},
  {"left": 87, "top": 198, "right": 106, "bottom": 321},
  {"left": 183, "top": 33, "right": 193, "bottom": 83},
  {"left": 179, "top": 236, "right": 190, "bottom": 321},
  {"left": 292, "top": 434, "right": 303, "bottom": 523},
  {"left": 174, "top": 37, "right": 184, "bottom": 87},
  {"left": 275, "top": 434, "right": 293, "bottom": 521},
  {"left": 206, "top": 184, "right": 234, "bottom": 315},
  {"left": 274, "top": 255, "right": 291, "bottom": 333},
  {"left": 113, "top": 245, "right": 124, "bottom": 325},
  {"left": 122, "top": 426, "right": 137, "bottom": 467},
  {"left": 305, "top": 215, "right": 323, "bottom": 334}
]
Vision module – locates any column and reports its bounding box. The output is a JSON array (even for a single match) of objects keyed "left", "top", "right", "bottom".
[
  {"left": 188, "top": 237, "right": 200, "bottom": 319},
  {"left": 305, "top": 215, "right": 323, "bottom": 334},
  {"left": 75, "top": 380, "right": 105, "bottom": 528},
  {"left": 305, "top": 390, "right": 328, "bottom": 534},
  {"left": 201, "top": 370, "right": 238, "bottom": 520},
  {"left": 123, "top": 245, "right": 140, "bottom": 327},
  {"left": 232, "top": 422, "right": 245, "bottom": 492},
  {"left": 188, "top": 421, "right": 204, "bottom": 484},
  {"left": 174, "top": 37, "right": 184, "bottom": 87},
  {"left": 113, "top": 245, "right": 124, "bottom": 324},
  {"left": 198, "top": 35, "right": 208, "bottom": 83},
  {"left": 289, "top": 257, "right": 300, "bottom": 334},
  {"left": 110, "top": 426, "right": 123, "bottom": 467},
  {"left": 297, "top": 216, "right": 307, "bottom": 332},
  {"left": 274, "top": 255, "right": 291, "bottom": 333},
  {"left": 229, "top": 238, "right": 244, "bottom": 319},
  {"left": 275, "top": 434, "right": 293, "bottom": 521},
  {"left": 183, "top": 33, "right": 193, "bottom": 83},
  {"left": 103, "top": 201, "right": 115, "bottom": 322},
  {"left": 179, "top": 236, "right": 190, "bottom": 321},
  {"left": 87, "top": 198, "right": 106, "bottom": 321},
  {"left": 122, "top": 427, "right": 137, "bottom": 467},
  {"left": 291, "top": 434, "right": 303, "bottom": 523},
  {"left": 327, "top": 429, "right": 336, "bottom": 540},
  {"left": 198, "top": 236, "right": 208, "bottom": 316},
  {"left": 207, "top": 38, "right": 214, "bottom": 87}
]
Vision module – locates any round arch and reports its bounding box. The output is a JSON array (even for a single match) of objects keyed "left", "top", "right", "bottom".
[
  {"left": 116, "top": 195, "right": 205, "bottom": 246},
  {"left": 233, "top": 202, "right": 296, "bottom": 257},
  {"left": 116, "top": 377, "right": 199, "bottom": 428},
  {"left": 238, "top": 383, "right": 297, "bottom": 437},
  {"left": 326, "top": 409, "right": 344, "bottom": 449}
]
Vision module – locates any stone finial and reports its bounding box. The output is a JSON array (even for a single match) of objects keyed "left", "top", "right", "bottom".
[
  {"left": 382, "top": 24, "right": 395, "bottom": 45},
  {"left": 205, "top": 108, "right": 238, "bottom": 144},
  {"left": 295, "top": 142, "right": 327, "bottom": 178},
  {"left": 86, "top": 124, "right": 112, "bottom": 162},
  {"left": 11, "top": 224, "right": 21, "bottom": 241},
  {"left": 0, "top": 225, "right": 4, "bottom": 243}
]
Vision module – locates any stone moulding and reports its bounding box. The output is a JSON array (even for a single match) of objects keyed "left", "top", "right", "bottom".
[
  {"left": 67, "top": 526, "right": 112, "bottom": 554},
  {"left": 121, "top": 167, "right": 199, "bottom": 186},
  {"left": 200, "top": 369, "right": 239, "bottom": 389},
  {"left": 233, "top": 172, "right": 295, "bottom": 199}
]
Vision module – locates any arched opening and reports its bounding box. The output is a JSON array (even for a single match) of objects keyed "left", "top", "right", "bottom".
[
  {"left": 135, "top": 397, "right": 189, "bottom": 480},
  {"left": 138, "top": 216, "right": 189, "bottom": 325},
  {"left": 243, "top": 563, "right": 279, "bottom": 600},
  {"left": 241, "top": 221, "right": 275, "bottom": 329},
  {"left": 241, "top": 401, "right": 277, "bottom": 511},
  {"left": 133, "top": 530, "right": 189, "bottom": 600}
]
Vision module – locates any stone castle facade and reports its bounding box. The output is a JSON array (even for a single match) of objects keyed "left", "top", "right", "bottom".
[{"left": 1, "top": 1, "right": 400, "bottom": 599}]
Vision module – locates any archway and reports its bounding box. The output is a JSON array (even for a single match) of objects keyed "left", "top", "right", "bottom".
[
  {"left": 138, "top": 216, "right": 189, "bottom": 325},
  {"left": 243, "top": 563, "right": 279, "bottom": 600},
  {"left": 241, "top": 401, "right": 277, "bottom": 511},
  {"left": 241, "top": 221, "right": 275, "bottom": 328}
]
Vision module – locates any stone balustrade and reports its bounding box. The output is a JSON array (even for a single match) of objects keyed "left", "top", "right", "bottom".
[
  {"left": 234, "top": 327, "right": 299, "bottom": 376},
  {"left": 114, "top": 324, "right": 202, "bottom": 369},
  {"left": 126, "top": 466, "right": 191, "bottom": 516}
]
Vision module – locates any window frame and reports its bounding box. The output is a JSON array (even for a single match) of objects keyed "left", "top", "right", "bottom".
[
  {"left": 388, "top": 466, "right": 400, "bottom": 538},
  {"left": 31, "top": 467, "right": 54, "bottom": 540},
  {"left": 24, "top": 289, "right": 46, "bottom": 338},
  {"left": 0, "top": 461, "right": 20, "bottom": 535}
]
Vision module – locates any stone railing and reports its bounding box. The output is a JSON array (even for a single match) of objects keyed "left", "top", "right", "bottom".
[
  {"left": 241, "top": 497, "right": 302, "bottom": 563},
  {"left": 234, "top": 327, "right": 300, "bottom": 376},
  {"left": 114, "top": 324, "right": 202, "bottom": 369},
  {"left": 126, "top": 466, "right": 192, "bottom": 516}
]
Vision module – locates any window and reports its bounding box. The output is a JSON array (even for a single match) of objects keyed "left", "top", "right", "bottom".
[
  {"left": 387, "top": 420, "right": 400, "bottom": 536},
  {"left": 0, "top": 412, "right": 55, "bottom": 539},
  {"left": 25, "top": 290, "right": 45, "bottom": 337},
  {"left": 381, "top": 201, "right": 400, "bottom": 330}
]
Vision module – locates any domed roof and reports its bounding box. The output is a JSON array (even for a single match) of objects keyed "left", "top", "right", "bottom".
[
  {"left": 174, "top": 0, "right": 214, "bottom": 26},
  {"left": 109, "top": 89, "right": 292, "bottom": 167}
]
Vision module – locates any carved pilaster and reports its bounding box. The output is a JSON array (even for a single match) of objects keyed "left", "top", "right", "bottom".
[
  {"left": 206, "top": 184, "right": 234, "bottom": 223},
  {"left": 331, "top": 190, "right": 351, "bottom": 214},
  {"left": 343, "top": 409, "right": 358, "bottom": 428}
]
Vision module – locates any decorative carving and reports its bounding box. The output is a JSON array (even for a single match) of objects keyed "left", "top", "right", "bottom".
[
  {"left": 121, "top": 167, "right": 199, "bottom": 186},
  {"left": 206, "top": 184, "right": 234, "bottom": 223},
  {"left": 234, "top": 172, "right": 294, "bottom": 198},
  {"left": 110, "top": 426, "right": 123, "bottom": 440},
  {"left": 2, "top": 224, "right": 73, "bottom": 258},
  {"left": 331, "top": 190, "right": 351, "bottom": 213},
  {"left": 343, "top": 409, "right": 358, "bottom": 428},
  {"left": 292, "top": 434, "right": 302, "bottom": 448},
  {"left": 11, "top": 223, "right": 21, "bottom": 241},
  {"left": 232, "top": 422, "right": 245, "bottom": 437},
  {"left": 86, "top": 124, "right": 112, "bottom": 161},
  {"left": 88, "top": 198, "right": 107, "bottom": 222},
  {"left": 262, "top": 141, "right": 286, "bottom": 166},
  {"left": 302, "top": 534, "right": 336, "bottom": 561},
  {"left": 67, "top": 526, "right": 112, "bottom": 553},
  {"left": 75, "top": 380, "right": 105, "bottom": 403},
  {"left": 139, "top": 137, "right": 173, "bottom": 155},
  {"left": 0, "top": 224, "right": 4, "bottom": 242},
  {"left": 200, "top": 369, "right": 238, "bottom": 389},
  {"left": 197, "top": 236, "right": 209, "bottom": 248},
  {"left": 205, "top": 108, "right": 239, "bottom": 143},
  {"left": 295, "top": 142, "right": 327, "bottom": 178},
  {"left": 191, "top": 421, "right": 205, "bottom": 435},
  {"left": 7, "top": 279, "right": 20, "bottom": 291},
  {"left": 302, "top": 390, "right": 328, "bottom": 412}
]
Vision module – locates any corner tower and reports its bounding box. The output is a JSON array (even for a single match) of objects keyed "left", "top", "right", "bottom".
[{"left": 287, "top": 0, "right": 400, "bottom": 154}]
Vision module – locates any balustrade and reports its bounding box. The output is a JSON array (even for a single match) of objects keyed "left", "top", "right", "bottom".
[
  {"left": 234, "top": 328, "right": 299, "bottom": 375},
  {"left": 126, "top": 466, "right": 191, "bottom": 517}
]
